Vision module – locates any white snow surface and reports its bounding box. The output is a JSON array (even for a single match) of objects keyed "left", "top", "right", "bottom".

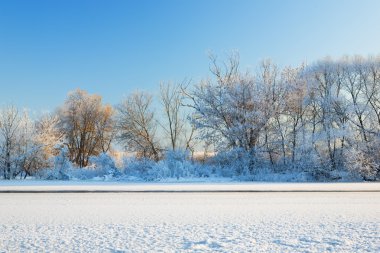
[
  {"left": 0, "top": 185, "right": 379, "bottom": 252},
  {"left": 0, "top": 181, "right": 379, "bottom": 192}
]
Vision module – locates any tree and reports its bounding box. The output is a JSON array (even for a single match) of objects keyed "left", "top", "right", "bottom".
[
  {"left": 15, "top": 111, "right": 41, "bottom": 177},
  {"left": 303, "top": 59, "right": 348, "bottom": 170},
  {"left": 159, "top": 80, "right": 197, "bottom": 155},
  {"left": 57, "top": 89, "right": 114, "bottom": 167},
  {"left": 190, "top": 55, "right": 283, "bottom": 152},
  {"left": 34, "top": 114, "right": 64, "bottom": 161},
  {"left": 282, "top": 65, "right": 308, "bottom": 165},
  {"left": 116, "top": 92, "right": 161, "bottom": 161},
  {"left": 0, "top": 106, "right": 22, "bottom": 179},
  {"left": 0, "top": 106, "right": 43, "bottom": 179},
  {"left": 255, "top": 59, "right": 288, "bottom": 166},
  {"left": 160, "top": 81, "right": 184, "bottom": 151}
]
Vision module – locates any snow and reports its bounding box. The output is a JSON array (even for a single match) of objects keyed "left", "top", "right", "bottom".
[
  {"left": 0, "top": 184, "right": 379, "bottom": 252},
  {"left": 0, "top": 181, "right": 378, "bottom": 192}
]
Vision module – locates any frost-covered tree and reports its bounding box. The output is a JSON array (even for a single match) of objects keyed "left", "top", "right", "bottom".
[
  {"left": 159, "top": 81, "right": 197, "bottom": 156},
  {"left": 34, "top": 114, "right": 63, "bottom": 162},
  {"left": 268, "top": 65, "right": 308, "bottom": 167},
  {"left": 188, "top": 55, "right": 286, "bottom": 173},
  {"left": 255, "top": 60, "right": 288, "bottom": 166},
  {"left": 15, "top": 111, "right": 41, "bottom": 177},
  {"left": 116, "top": 92, "right": 161, "bottom": 161},
  {"left": 292, "top": 56, "right": 380, "bottom": 179},
  {"left": 0, "top": 106, "right": 22, "bottom": 179},
  {"left": 360, "top": 56, "right": 380, "bottom": 136},
  {"left": 57, "top": 89, "right": 114, "bottom": 167},
  {"left": 160, "top": 81, "right": 185, "bottom": 151},
  {"left": 303, "top": 59, "right": 348, "bottom": 171},
  {"left": 0, "top": 107, "right": 46, "bottom": 179}
]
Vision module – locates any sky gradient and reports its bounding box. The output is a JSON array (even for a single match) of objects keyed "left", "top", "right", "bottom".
[{"left": 0, "top": 0, "right": 379, "bottom": 113}]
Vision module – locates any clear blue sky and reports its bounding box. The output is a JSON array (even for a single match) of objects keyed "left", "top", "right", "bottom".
[{"left": 0, "top": 0, "right": 379, "bottom": 113}]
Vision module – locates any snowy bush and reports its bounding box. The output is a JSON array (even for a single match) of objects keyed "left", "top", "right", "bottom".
[
  {"left": 164, "top": 150, "right": 192, "bottom": 178},
  {"left": 37, "top": 147, "right": 71, "bottom": 180},
  {"left": 122, "top": 150, "right": 212, "bottom": 181},
  {"left": 59, "top": 153, "right": 120, "bottom": 180},
  {"left": 161, "top": 150, "right": 211, "bottom": 178},
  {"left": 209, "top": 149, "right": 257, "bottom": 177},
  {"left": 88, "top": 153, "right": 120, "bottom": 178},
  {"left": 123, "top": 157, "right": 157, "bottom": 180},
  {"left": 37, "top": 150, "right": 122, "bottom": 181},
  {"left": 345, "top": 144, "right": 379, "bottom": 181}
]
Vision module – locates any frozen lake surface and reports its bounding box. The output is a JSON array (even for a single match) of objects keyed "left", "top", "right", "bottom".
[
  {"left": 0, "top": 181, "right": 379, "bottom": 192},
  {"left": 0, "top": 188, "right": 379, "bottom": 252}
]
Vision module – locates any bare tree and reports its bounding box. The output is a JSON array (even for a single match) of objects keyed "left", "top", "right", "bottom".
[
  {"left": 159, "top": 81, "right": 184, "bottom": 151},
  {"left": 159, "top": 80, "right": 197, "bottom": 154},
  {"left": 116, "top": 92, "right": 161, "bottom": 161}
]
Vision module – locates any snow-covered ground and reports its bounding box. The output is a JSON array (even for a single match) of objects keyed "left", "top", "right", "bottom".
[
  {"left": 0, "top": 181, "right": 378, "bottom": 192},
  {"left": 0, "top": 186, "right": 379, "bottom": 252}
]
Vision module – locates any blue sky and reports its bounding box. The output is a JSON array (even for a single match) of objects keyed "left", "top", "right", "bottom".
[{"left": 0, "top": 0, "right": 379, "bottom": 113}]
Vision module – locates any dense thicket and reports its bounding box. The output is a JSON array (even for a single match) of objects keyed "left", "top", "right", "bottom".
[{"left": 0, "top": 55, "right": 379, "bottom": 181}]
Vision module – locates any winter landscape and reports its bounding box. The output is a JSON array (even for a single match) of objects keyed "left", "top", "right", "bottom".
[{"left": 1, "top": 0, "right": 380, "bottom": 252}]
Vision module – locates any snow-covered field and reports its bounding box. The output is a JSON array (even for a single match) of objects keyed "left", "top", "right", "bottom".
[
  {"left": 0, "top": 183, "right": 379, "bottom": 252},
  {"left": 0, "top": 181, "right": 379, "bottom": 192}
]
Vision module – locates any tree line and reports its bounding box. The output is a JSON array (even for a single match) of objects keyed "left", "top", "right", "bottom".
[{"left": 1, "top": 54, "right": 379, "bottom": 180}]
